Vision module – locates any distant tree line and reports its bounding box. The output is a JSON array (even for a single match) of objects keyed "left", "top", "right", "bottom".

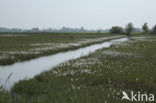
[
  {"left": 0, "top": 23, "right": 156, "bottom": 35},
  {"left": 109, "top": 22, "right": 156, "bottom": 35}
]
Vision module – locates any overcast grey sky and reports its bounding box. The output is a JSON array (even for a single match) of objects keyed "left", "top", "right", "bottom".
[{"left": 0, "top": 0, "right": 156, "bottom": 29}]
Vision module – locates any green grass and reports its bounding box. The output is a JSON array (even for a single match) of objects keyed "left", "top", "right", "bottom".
[
  {"left": 1, "top": 35, "right": 156, "bottom": 103},
  {"left": 131, "top": 32, "right": 151, "bottom": 36},
  {"left": 0, "top": 32, "right": 121, "bottom": 65}
]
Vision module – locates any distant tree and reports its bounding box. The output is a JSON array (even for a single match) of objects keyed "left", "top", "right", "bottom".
[
  {"left": 151, "top": 25, "right": 156, "bottom": 35},
  {"left": 97, "top": 29, "right": 102, "bottom": 33},
  {"left": 142, "top": 23, "right": 149, "bottom": 33},
  {"left": 125, "top": 23, "right": 134, "bottom": 35},
  {"left": 109, "top": 26, "right": 123, "bottom": 34}
]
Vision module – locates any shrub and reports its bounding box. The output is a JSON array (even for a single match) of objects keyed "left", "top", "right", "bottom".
[
  {"left": 151, "top": 25, "right": 156, "bottom": 35},
  {"left": 109, "top": 26, "right": 123, "bottom": 34}
]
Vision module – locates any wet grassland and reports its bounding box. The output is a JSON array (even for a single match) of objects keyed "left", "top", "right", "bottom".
[
  {"left": 1, "top": 35, "right": 156, "bottom": 103},
  {"left": 0, "top": 33, "right": 122, "bottom": 65}
]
